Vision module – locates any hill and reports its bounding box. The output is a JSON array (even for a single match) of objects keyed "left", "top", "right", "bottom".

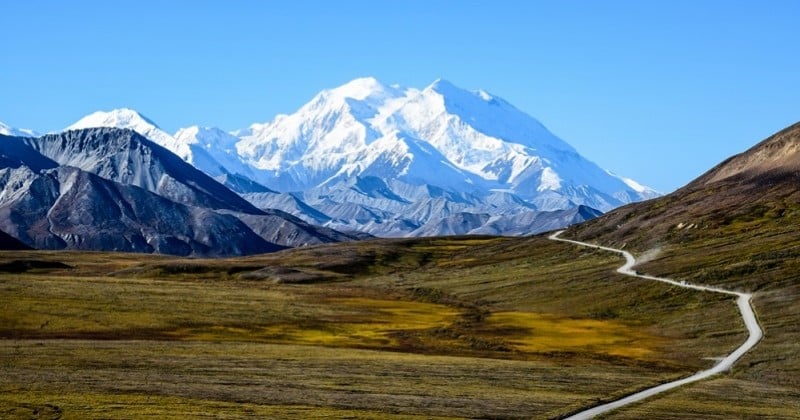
[{"left": 565, "top": 121, "right": 800, "bottom": 417}]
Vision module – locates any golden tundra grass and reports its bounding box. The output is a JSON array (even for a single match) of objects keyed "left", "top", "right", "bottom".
[{"left": 0, "top": 235, "right": 757, "bottom": 418}]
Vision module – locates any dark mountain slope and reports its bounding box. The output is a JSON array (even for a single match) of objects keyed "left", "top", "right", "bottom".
[
  {"left": 0, "top": 165, "right": 282, "bottom": 256},
  {"left": 568, "top": 122, "right": 800, "bottom": 252},
  {"left": 0, "top": 229, "right": 32, "bottom": 250},
  {"left": 24, "top": 128, "right": 261, "bottom": 213},
  {"left": 0, "top": 130, "right": 359, "bottom": 250}
]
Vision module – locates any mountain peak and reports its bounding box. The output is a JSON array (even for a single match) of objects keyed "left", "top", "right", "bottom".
[
  {"left": 326, "top": 77, "right": 396, "bottom": 101},
  {"left": 0, "top": 121, "right": 39, "bottom": 138},
  {"left": 66, "top": 109, "right": 190, "bottom": 161},
  {"left": 427, "top": 78, "right": 458, "bottom": 91},
  {"left": 68, "top": 108, "right": 160, "bottom": 131}
]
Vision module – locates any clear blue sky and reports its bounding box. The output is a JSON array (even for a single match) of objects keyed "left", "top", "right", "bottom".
[{"left": 2, "top": 1, "right": 799, "bottom": 192}]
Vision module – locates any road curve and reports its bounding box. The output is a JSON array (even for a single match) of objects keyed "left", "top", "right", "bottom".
[{"left": 548, "top": 230, "right": 763, "bottom": 420}]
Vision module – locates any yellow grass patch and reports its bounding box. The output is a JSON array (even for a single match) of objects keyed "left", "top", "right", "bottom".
[
  {"left": 172, "top": 297, "right": 460, "bottom": 349},
  {"left": 484, "top": 311, "right": 659, "bottom": 359}
]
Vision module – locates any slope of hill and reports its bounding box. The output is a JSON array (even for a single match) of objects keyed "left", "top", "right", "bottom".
[{"left": 564, "top": 121, "right": 800, "bottom": 417}]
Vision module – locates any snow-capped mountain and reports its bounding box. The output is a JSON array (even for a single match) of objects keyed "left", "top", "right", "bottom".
[
  {"left": 65, "top": 109, "right": 267, "bottom": 193},
  {"left": 67, "top": 109, "right": 188, "bottom": 158},
  {"left": 0, "top": 128, "right": 360, "bottom": 255},
  {"left": 60, "top": 78, "right": 658, "bottom": 237},
  {"left": 0, "top": 121, "right": 38, "bottom": 137},
  {"left": 234, "top": 77, "right": 658, "bottom": 209}
]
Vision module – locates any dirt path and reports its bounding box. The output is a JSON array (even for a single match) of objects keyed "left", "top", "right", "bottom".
[{"left": 549, "top": 230, "right": 763, "bottom": 419}]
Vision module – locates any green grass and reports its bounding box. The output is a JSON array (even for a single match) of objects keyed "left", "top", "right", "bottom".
[{"left": 0, "top": 235, "right": 752, "bottom": 418}]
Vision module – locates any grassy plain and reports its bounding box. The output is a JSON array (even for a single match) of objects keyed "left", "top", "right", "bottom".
[{"left": 0, "top": 235, "right": 750, "bottom": 418}]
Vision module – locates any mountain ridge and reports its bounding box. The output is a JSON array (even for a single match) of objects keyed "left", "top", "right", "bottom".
[
  {"left": 0, "top": 121, "right": 39, "bottom": 138},
  {"left": 0, "top": 129, "right": 361, "bottom": 255},
  {"left": 14, "top": 77, "right": 659, "bottom": 238},
  {"left": 566, "top": 120, "right": 800, "bottom": 251}
]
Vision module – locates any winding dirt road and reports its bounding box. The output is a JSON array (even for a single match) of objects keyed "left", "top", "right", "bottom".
[{"left": 549, "top": 230, "right": 763, "bottom": 419}]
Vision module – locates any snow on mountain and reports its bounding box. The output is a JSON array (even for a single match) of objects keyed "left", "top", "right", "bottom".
[
  {"left": 0, "top": 121, "right": 39, "bottom": 137},
  {"left": 65, "top": 109, "right": 271, "bottom": 193},
  {"left": 0, "top": 128, "right": 359, "bottom": 253},
  {"left": 234, "top": 77, "right": 658, "bottom": 211},
  {"left": 173, "top": 126, "right": 253, "bottom": 177},
  {"left": 60, "top": 78, "right": 658, "bottom": 238},
  {"left": 66, "top": 108, "right": 190, "bottom": 159}
]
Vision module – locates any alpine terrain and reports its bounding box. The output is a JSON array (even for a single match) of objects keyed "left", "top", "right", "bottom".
[
  {"left": 66, "top": 78, "right": 658, "bottom": 237},
  {"left": 0, "top": 121, "right": 38, "bottom": 138},
  {"left": 0, "top": 128, "right": 358, "bottom": 256}
]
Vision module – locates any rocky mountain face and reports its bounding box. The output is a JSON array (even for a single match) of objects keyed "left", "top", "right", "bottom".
[
  {"left": 0, "top": 129, "right": 359, "bottom": 256},
  {"left": 61, "top": 78, "right": 658, "bottom": 237},
  {"left": 27, "top": 128, "right": 260, "bottom": 213},
  {"left": 67, "top": 110, "right": 269, "bottom": 194}
]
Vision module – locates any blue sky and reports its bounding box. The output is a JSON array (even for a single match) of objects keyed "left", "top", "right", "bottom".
[{"left": 2, "top": 1, "right": 798, "bottom": 192}]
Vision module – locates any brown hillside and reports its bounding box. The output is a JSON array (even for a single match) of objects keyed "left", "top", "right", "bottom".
[
  {"left": 569, "top": 121, "right": 800, "bottom": 253},
  {"left": 565, "top": 121, "right": 800, "bottom": 417}
]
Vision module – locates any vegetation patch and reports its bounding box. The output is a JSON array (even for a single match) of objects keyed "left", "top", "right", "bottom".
[
  {"left": 481, "top": 311, "right": 659, "bottom": 359},
  {"left": 0, "top": 260, "right": 72, "bottom": 273}
]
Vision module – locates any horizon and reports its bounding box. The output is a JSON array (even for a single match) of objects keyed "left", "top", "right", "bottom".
[{"left": 3, "top": 1, "right": 799, "bottom": 193}]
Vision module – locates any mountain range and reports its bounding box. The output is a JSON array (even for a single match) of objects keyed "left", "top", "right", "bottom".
[
  {"left": 0, "top": 128, "right": 357, "bottom": 256},
  {"left": 61, "top": 78, "right": 657, "bottom": 237},
  {"left": 0, "top": 78, "right": 659, "bottom": 254}
]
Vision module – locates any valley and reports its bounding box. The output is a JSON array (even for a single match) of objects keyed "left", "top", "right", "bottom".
[
  {"left": 0, "top": 235, "right": 754, "bottom": 418},
  {"left": 3, "top": 2, "right": 799, "bottom": 417}
]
